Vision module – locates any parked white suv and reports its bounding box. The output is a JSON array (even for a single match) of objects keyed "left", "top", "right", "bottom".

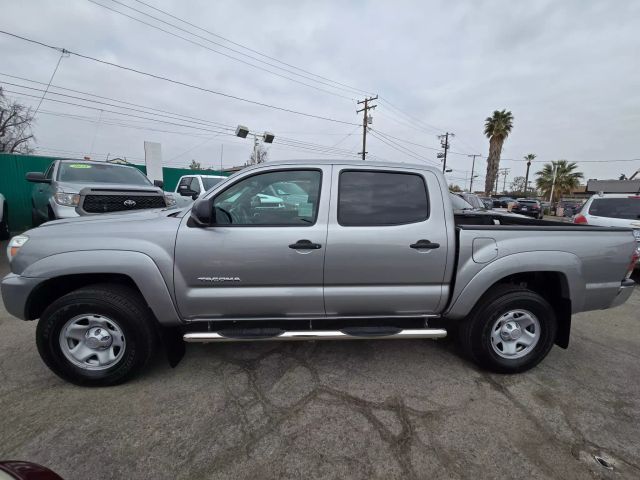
[{"left": 574, "top": 193, "right": 640, "bottom": 264}]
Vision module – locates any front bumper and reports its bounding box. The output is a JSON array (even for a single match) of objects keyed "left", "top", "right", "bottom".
[
  {"left": 610, "top": 279, "right": 636, "bottom": 309},
  {"left": 0, "top": 273, "right": 43, "bottom": 320}
]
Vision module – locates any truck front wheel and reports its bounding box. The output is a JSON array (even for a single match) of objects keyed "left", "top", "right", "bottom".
[
  {"left": 36, "top": 284, "right": 157, "bottom": 386},
  {"left": 458, "top": 285, "right": 557, "bottom": 373}
]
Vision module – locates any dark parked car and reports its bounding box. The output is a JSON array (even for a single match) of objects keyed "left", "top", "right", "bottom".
[
  {"left": 479, "top": 196, "right": 494, "bottom": 209},
  {"left": 512, "top": 199, "right": 544, "bottom": 219},
  {"left": 497, "top": 197, "right": 517, "bottom": 208}
]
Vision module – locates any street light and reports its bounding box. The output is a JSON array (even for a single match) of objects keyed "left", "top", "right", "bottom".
[{"left": 236, "top": 125, "right": 275, "bottom": 165}]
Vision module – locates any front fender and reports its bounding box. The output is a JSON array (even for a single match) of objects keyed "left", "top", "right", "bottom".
[
  {"left": 444, "top": 251, "right": 584, "bottom": 319},
  {"left": 21, "top": 250, "right": 180, "bottom": 326}
]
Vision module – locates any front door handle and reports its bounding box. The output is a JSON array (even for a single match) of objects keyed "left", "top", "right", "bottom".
[
  {"left": 289, "top": 239, "right": 322, "bottom": 250},
  {"left": 410, "top": 239, "right": 440, "bottom": 250}
]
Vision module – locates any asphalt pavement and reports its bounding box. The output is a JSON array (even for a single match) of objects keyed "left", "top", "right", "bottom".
[{"left": 0, "top": 244, "right": 639, "bottom": 479}]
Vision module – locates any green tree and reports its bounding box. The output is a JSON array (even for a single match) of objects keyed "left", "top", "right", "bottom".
[
  {"left": 535, "top": 160, "right": 583, "bottom": 202},
  {"left": 483, "top": 109, "right": 514, "bottom": 194},
  {"left": 189, "top": 159, "right": 202, "bottom": 170},
  {"left": 449, "top": 184, "right": 462, "bottom": 192}
]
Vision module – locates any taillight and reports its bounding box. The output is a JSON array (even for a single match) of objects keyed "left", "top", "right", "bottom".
[
  {"left": 625, "top": 250, "right": 639, "bottom": 280},
  {"left": 573, "top": 214, "right": 588, "bottom": 224}
]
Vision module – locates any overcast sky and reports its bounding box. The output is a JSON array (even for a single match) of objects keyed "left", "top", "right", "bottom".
[{"left": 2, "top": 0, "right": 639, "bottom": 188}]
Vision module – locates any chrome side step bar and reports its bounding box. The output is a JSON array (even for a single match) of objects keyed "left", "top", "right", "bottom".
[{"left": 183, "top": 328, "right": 447, "bottom": 343}]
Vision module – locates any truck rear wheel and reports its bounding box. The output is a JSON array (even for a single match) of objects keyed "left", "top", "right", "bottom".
[
  {"left": 458, "top": 285, "right": 557, "bottom": 373},
  {"left": 36, "top": 284, "right": 157, "bottom": 386}
]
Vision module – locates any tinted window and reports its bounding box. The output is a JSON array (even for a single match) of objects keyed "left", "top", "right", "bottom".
[
  {"left": 202, "top": 177, "right": 225, "bottom": 190},
  {"left": 58, "top": 162, "right": 151, "bottom": 185},
  {"left": 189, "top": 177, "right": 201, "bottom": 193},
  {"left": 44, "top": 163, "right": 54, "bottom": 180},
  {"left": 213, "top": 170, "right": 321, "bottom": 226},
  {"left": 338, "top": 171, "right": 428, "bottom": 226},
  {"left": 589, "top": 197, "right": 640, "bottom": 220}
]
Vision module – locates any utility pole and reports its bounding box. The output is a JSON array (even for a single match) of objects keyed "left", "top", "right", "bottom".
[
  {"left": 468, "top": 154, "right": 480, "bottom": 192},
  {"left": 356, "top": 95, "right": 377, "bottom": 160},
  {"left": 496, "top": 168, "right": 509, "bottom": 194},
  {"left": 502, "top": 168, "right": 510, "bottom": 193},
  {"left": 437, "top": 132, "right": 455, "bottom": 173}
]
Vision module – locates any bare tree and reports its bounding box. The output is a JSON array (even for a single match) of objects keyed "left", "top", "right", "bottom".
[
  {"left": 189, "top": 159, "right": 202, "bottom": 170},
  {"left": 248, "top": 143, "right": 268, "bottom": 165},
  {"left": 0, "top": 87, "right": 36, "bottom": 153}
]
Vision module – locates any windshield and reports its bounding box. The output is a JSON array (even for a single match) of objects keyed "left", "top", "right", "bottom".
[
  {"left": 202, "top": 177, "right": 226, "bottom": 190},
  {"left": 450, "top": 193, "right": 474, "bottom": 210},
  {"left": 57, "top": 162, "right": 151, "bottom": 185},
  {"left": 589, "top": 197, "right": 640, "bottom": 220}
]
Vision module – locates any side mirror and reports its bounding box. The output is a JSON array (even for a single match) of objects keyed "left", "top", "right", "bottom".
[
  {"left": 153, "top": 180, "right": 164, "bottom": 189},
  {"left": 190, "top": 198, "right": 214, "bottom": 227},
  {"left": 26, "top": 172, "right": 50, "bottom": 184},
  {"left": 178, "top": 185, "right": 197, "bottom": 197}
]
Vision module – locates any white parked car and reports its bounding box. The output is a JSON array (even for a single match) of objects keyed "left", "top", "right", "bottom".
[
  {"left": 574, "top": 193, "right": 640, "bottom": 265},
  {"left": 0, "top": 193, "right": 9, "bottom": 240},
  {"left": 170, "top": 174, "right": 228, "bottom": 207}
]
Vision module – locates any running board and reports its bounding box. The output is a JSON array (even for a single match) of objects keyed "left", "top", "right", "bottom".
[{"left": 183, "top": 328, "right": 447, "bottom": 343}]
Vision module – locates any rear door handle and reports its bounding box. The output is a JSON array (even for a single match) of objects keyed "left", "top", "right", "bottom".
[
  {"left": 289, "top": 239, "right": 322, "bottom": 250},
  {"left": 410, "top": 239, "right": 440, "bottom": 250}
]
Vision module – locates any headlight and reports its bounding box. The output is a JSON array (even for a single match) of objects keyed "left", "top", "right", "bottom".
[
  {"left": 164, "top": 194, "right": 176, "bottom": 206},
  {"left": 7, "top": 235, "right": 29, "bottom": 261},
  {"left": 54, "top": 191, "right": 80, "bottom": 206}
]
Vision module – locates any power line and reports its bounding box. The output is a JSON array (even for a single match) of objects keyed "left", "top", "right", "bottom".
[
  {"left": 0, "top": 72, "right": 235, "bottom": 129},
  {"left": 89, "top": 0, "right": 356, "bottom": 101},
  {"left": 377, "top": 97, "right": 444, "bottom": 134},
  {"left": 370, "top": 130, "right": 439, "bottom": 166},
  {"left": 129, "top": 0, "right": 373, "bottom": 96},
  {"left": 368, "top": 130, "right": 436, "bottom": 165},
  {"left": 0, "top": 30, "right": 360, "bottom": 126},
  {"left": 1, "top": 80, "right": 236, "bottom": 131}
]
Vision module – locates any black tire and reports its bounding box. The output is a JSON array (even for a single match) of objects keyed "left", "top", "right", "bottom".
[
  {"left": 0, "top": 204, "right": 9, "bottom": 240},
  {"left": 458, "top": 285, "right": 557, "bottom": 373},
  {"left": 36, "top": 284, "right": 157, "bottom": 386},
  {"left": 47, "top": 205, "right": 56, "bottom": 221}
]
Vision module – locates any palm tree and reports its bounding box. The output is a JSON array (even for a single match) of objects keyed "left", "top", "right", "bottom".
[
  {"left": 483, "top": 109, "right": 514, "bottom": 194},
  {"left": 523, "top": 153, "right": 536, "bottom": 197},
  {"left": 535, "top": 160, "right": 584, "bottom": 202}
]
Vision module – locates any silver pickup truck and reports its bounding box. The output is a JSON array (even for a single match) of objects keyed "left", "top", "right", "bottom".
[
  {"left": 2, "top": 160, "right": 637, "bottom": 386},
  {"left": 26, "top": 159, "right": 172, "bottom": 224}
]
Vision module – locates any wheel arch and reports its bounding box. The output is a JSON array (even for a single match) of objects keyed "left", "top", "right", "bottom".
[
  {"left": 21, "top": 250, "right": 181, "bottom": 326},
  {"left": 446, "top": 251, "right": 583, "bottom": 348}
]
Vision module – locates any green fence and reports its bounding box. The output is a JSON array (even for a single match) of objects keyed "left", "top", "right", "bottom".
[{"left": 0, "top": 153, "right": 230, "bottom": 233}]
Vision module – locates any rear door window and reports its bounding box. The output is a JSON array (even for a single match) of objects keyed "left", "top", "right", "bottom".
[
  {"left": 338, "top": 171, "right": 429, "bottom": 226},
  {"left": 189, "top": 177, "right": 201, "bottom": 193},
  {"left": 588, "top": 197, "right": 640, "bottom": 220}
]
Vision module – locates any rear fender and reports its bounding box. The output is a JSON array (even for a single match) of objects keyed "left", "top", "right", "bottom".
[{"left": 445, "top": 251, "right": 584, "bottom": 319}]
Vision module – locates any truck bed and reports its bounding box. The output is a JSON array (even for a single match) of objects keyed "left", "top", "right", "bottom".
[{"left": 446, "top": 212, "right": 636, "bottom": 320}]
